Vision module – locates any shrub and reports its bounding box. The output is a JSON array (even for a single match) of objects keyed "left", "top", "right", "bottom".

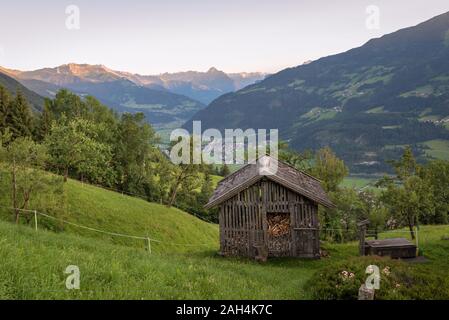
[{"left": 305, "top": 256, "right": 449, "bottom": 300}]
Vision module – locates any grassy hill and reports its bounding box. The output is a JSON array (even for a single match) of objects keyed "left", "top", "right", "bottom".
[
  {"left": 61, "top": 179, "right": 219, "bottom": 253},
  {"left": 0, "top": 180, "right": 448, "bottom": 299}
]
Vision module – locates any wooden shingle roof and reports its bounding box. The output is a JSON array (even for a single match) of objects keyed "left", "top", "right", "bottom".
[{"left": 205, "top": 155, "right": 335, "bottom": 209}]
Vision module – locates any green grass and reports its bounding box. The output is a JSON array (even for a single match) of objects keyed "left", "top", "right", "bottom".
[
  {"left": 300, "top": 107, "right": 338, "bottom": 122},
  {"left": 1, "top": 218, "right": 448, "bottom": 299},
  {"left": 62, "top": 180, "right": 219, "bottom": 253},
  {"left": 0, "top": 219, "right": 323, "bottom": 299},
  {"left": 365, "top": 106, "right": 385, "bottom": 114},
  {"left": 213, "top": 163, "right": 243, "bottom": 174},
  {"left": 194, "top": 174, "right": 222, "bottom": 192},
  {"left": 400, "top": 85, "right": 434, "bottom": 98},
  {"left": 421, "top": 139, "right": 449, "bottom": 161},
  {"left": 444, "top": 122, "right": 449, "bottom": 130},
  {"left": 211, "top": 175, "right": 223, "bottom": 187},
  {"left": 383, "top": 144, "right": 407, "bottom": 150},
  {"left": 0, "top": 180, "right": 448, "bottom": 299},
  {"left": 419, "top": 115, "right": 440, "bottom": 122},
  {"left": 340, "top": 176, "right": 376, "bottom": 189}
]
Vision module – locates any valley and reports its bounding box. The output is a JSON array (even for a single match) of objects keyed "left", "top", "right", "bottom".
[
  {"left": 2, "top": 0, "right": 449, "bottom": 304},
  {"left": 186, "top": 11, "right": 449, "bottom": 173}
]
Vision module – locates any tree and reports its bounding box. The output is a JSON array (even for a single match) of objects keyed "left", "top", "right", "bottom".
[
  {"left": 220, "top": 164, "right": 231, "bottom": 177},
  {"left": 0, "top": 85, "right": 11, "bottom": 133},
  {"left": 324, "top": 187, "right": 362, "bottom": 242},
  {"left": 36, "top": 99, "right": 53, "bottom": 141},
  {"left": 45, "top": 118, "right": 114, "bottom": 183},
  {"left": 196, "top": 171, "right": 215, "bottom": 216},
  {"left": 358, "top": 190, "right": 387, "bottom": 239},
  {"left": 167, "top": 136, "right": 204, "bottom": 208},
  {"left": 419, "top": 160, "right": 449, "bottom": 224},
  {"left": 5, "top": 90, "right": 33, "bottom": 139},
  {"left": 279, "top": 146, "right": 347, "bottom": 191},
  {"left": 149, "top": 154, "right": 176, "bottom": 204},
  {"left": 0, "top": 134, "right": 52, "bottom": 223},
  {"left": 379, "top": 146, "right": 436, "bottom": 238},
  {"left": 388, "top": 145, "right": 417, "bottom": 180},
  {"left": 278, "top": 140, "right": 314, "bottom": 171},
  {"left": 309, "top": 147, "right": 349, "bottom": 192},
  {"left": 380, "top": 176, "right": 434, "bottom": 239},
  {"left": 46, "top": 89, "right": 85, "bottom": 120},
  {"left": 167, "top": 162, "right": 203, "bottom": 208},
  {"left": 113, "top": 113, "right": 158, "bottom": 193}
]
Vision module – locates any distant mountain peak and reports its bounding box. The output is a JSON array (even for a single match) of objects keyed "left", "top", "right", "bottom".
[
  {"left": 207, "top": 67, "right": 221, "bottom": 73},
  {"left": 4, "top": 62, "right": 266, "bottom": 105},
  {"left": 58, "top": 63, "right": 117, "bottom": 77}
]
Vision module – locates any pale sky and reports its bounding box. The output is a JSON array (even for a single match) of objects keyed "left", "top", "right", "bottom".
[{"left": 0, "top": 0, "right": 449, "bottom": 74}]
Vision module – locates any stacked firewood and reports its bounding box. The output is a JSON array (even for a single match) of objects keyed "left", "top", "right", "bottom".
[
  {"left": 268, "top": 214, "right": 290, "bottom": 237},
  {"left": 268, "top": 233, "right": 291, "bottom": 256}
]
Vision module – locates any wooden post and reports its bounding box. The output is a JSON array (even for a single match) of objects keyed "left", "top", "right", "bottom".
[
  {"left": 34, "top": 210, "right": 38, "bottom": 231},
  {"left": 357, "top": 220, "right": 370, "bottom": 256},
  {"left": 289, "top": 201, "right": 296, "bottom": 256},
  {"left": 262, "top": 181, "right": 268, "bottom": 252},
  {"left": 359, "top": 225, "right": 366, "bottom": 256},
  {"left": 415, "top": 226, "right": 419, "bottom": 256},
  {"left": 219, "top": 206, "right": 225, "bottom": 255},
  {"left": 146, "top": 237, "right": 151, "bottom": 254}
]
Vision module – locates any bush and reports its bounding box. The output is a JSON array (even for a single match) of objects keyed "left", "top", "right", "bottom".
[{"left": 305, "top": 256, "right": 449, "bottom": 300}]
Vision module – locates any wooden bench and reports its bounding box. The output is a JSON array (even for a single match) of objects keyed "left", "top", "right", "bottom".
[{"left": 364, "top": 238, "right": 417, "bottom": 259}]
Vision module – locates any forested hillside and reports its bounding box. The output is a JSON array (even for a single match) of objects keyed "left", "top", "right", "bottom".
[
  {"left": 0, "top": 70, "right": 44, "bottom": 112},
  {"left": 187, "top": 11, "right": 449, "bottom": 173},
  {"left": 0, "top": 85, "right": 220, "bottom": 223}
]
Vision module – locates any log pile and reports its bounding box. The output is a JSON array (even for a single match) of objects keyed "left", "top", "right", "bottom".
[
  {"left": 226, "top": 236, "right": 249, "bottom": 256},
  {"left": 267, "top": 213, "right": 291, "bottom": 257},
  {"left": 268, "top": 213, "right": 290, "bottom": 237}
]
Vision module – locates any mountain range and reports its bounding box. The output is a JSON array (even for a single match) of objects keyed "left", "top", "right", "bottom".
[
  {"left": 186, "top": 11, "right": 449, "bottom": 173},
  {"left": 114, "top": 67, "right": 266, "bottom": 104},
  {"left": 0, "top": 64, "right": 265, "bottom": 129},
  {"left": 2, "top": 12, "right": 449, "bottom": 174}
]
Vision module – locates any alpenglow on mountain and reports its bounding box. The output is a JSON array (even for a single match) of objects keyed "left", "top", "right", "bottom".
[
  {"left": 0, "top": 64, "right": 265, "bottom": 129},
  {"left": 186, "top": 11, "right": 449, "bottom": 173},
  {"left": 2, "top": 64, "right": 265, "bottom": 105}
]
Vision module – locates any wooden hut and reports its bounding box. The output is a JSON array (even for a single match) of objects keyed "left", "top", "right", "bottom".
[{"left": 205, "top": 155, "right": 334, "bottom": 259}]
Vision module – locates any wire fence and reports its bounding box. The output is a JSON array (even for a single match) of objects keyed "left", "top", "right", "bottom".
[
  {"left": 0, "top": 206, "right": 216, "bottom": 253},
  {"left": 0, "top": 205, "right": 420, "bottom": 254}
]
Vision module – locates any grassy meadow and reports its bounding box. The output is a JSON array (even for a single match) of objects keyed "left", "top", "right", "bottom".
[{"left": 0, "top": 180, "right": 448, "bottom": 299}]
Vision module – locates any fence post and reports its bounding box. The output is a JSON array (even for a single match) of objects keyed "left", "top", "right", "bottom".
[
  {"left": 415, "top": 226, "right": 419, "bottom": 255},
  {"left": 34, "top": 210, "right": 38, "bottom": 231},
  {"left": 146, "top": 237, "right": 151, "bottom": 254}
]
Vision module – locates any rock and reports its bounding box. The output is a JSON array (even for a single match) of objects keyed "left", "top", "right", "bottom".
[{"left": 358, "top": 284, "right": 375, "bottom": 300}]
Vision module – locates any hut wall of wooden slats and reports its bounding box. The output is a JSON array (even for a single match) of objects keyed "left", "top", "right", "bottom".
[{"left": 219, "top": 178, "right": 320, "bottom": 258}]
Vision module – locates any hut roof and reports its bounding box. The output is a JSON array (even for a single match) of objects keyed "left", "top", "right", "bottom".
[{"left": 205, "top": 155, "right": 335, "bottom": 209}]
